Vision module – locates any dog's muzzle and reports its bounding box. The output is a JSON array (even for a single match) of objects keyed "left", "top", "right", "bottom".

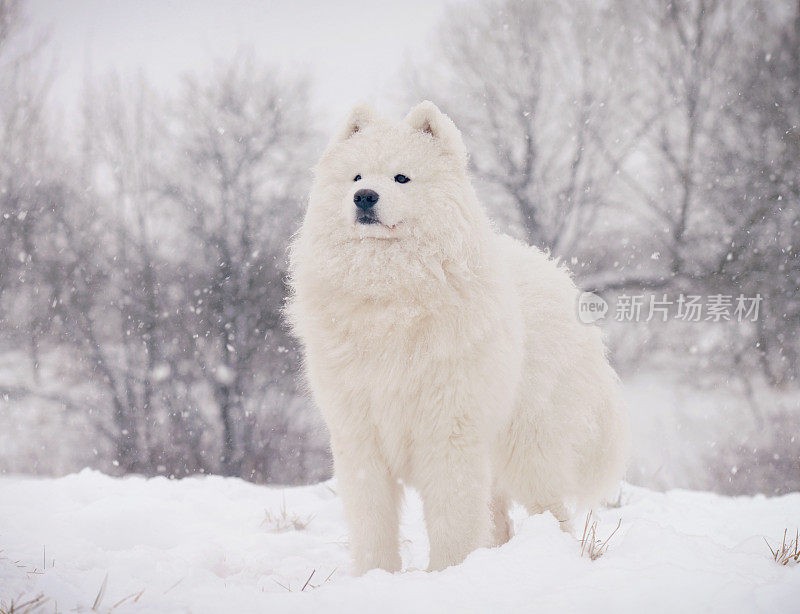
[{"left": 354, "top": 189, "right": 380, "bottom": 224}]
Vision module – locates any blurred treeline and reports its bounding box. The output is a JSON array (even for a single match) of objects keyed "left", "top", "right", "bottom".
[
  {"left": 0, "top": 0, "right": 798, "bottom": 492},
  {"left": 0, "top": 0, "right": 328, "bottom": 482}
]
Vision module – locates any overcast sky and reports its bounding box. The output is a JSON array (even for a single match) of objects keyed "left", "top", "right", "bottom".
[{"left": 23, "top": 0, "right": 458, "bottom": 129}]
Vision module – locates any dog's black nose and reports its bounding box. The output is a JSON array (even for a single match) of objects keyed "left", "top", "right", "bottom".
[{"left": 354, "top": 189, "right": 379, "bottom": 210}]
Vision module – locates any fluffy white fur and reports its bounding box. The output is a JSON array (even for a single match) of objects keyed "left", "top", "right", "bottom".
[{"left": 287, "top": 102, "right": 629, "bottom": 574}]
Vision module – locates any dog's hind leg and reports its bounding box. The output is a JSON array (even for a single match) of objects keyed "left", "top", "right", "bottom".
[
  {"left": 490, "top": 491, "right": 513, "bottom": 547},
  {"left": 526, "top": 501, "right": 574, "bottom": 534},
  {"left": 418, "top": 440, "right": 492, "bottom": 571}
]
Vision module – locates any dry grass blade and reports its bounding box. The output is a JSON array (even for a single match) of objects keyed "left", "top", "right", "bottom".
[
  {"left": 765, "top": 528, "right": 800, "bottom": 566},
  {"left": 163, "top": 578, "right": 184, "bottom": 595},
  {"left": 580, "top": 512, "right": 593, "bottom": 558},
  {"left": 261, "top": 497, "right": 313, "bottom": 533},
  {"left": 109, "top": 589, "right": 145, "bottom": 611},
  {"left": 580, "top": 511, "right": 622, "bottom": 561},
  {"left": 273, "top": 578, "right": 292, "bottom": 592},
  {"left": 92, "top": 573, "right": 108, "bottom": 611},
  {"left": 272, "top": 567, "right": 337, "bottom": 593},
  {"left": 300, "top": 569, "right": 316, "bottom": 592},
  {"left": 0, "top": 593, "right": 49, "bottom": 614},
  {"left": 599, "top": 519, "right": 622, "bottom": 553}
]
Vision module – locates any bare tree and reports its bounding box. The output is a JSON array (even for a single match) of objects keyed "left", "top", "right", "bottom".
[
  {"left": 412, "top": 0, "right": 776, "bottom": 292},
  {"left": 707, "top": 0, "right": 800, "bottom": 385},
  {"left": 410, "top": 1, "right": 654, "bottom": 264},
  {"left": 164, "top": 55, "right": 322, "bottom": 477},
  {"left": 50, "top": 73, "right": 214, "bottom": 475},
  {"left": 39, "top": 59, "right": 326, "bottom": 481},
  {"left": 0, "top": 0, "right": 58, "bottom": 380},
  {"left": 588, "top": 0, "right": 749, "bottom": 287}
]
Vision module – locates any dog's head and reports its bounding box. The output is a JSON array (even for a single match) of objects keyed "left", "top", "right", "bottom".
[
  {"left": 295, "top": 102, "right": 488, "bottom": 303},
  {"left": 310, "top": 101, "right": 481, "bottom": 241}
]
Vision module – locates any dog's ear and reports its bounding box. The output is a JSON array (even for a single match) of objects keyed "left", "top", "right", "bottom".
[
  {"left": 334, "top": 104, "right": 376, "bottom": 143},
  {"left": 405, "top": 101, "right": 467, "bottom": 163}
]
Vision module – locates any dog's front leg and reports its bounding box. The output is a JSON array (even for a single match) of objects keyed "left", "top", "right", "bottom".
[
  {"left": 330, "top": 430, "right": 402, "bottom": 575},
  {"left": 419, "top": 426, "right": 492, "bottom": 571}
]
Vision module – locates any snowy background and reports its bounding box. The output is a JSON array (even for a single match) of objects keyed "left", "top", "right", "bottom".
[
  {"left": 0, "top": 0, "right": 799, "bottom": 609},
  {"left": 1, "top": 0, "right": 799, "bottom": 491}
]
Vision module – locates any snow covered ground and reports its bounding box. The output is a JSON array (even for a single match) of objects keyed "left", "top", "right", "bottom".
[{"left": 1, "top": 470, "right": 798, "bottom": 613}]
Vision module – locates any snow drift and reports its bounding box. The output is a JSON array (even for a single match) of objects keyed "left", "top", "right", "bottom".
[{"left": 1, "top": 470, "right": 798, "bottom": 613}]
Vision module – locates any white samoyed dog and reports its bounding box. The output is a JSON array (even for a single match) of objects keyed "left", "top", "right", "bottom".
[{"left": 287, "top": 102, "right": 629, "bottom": 574}]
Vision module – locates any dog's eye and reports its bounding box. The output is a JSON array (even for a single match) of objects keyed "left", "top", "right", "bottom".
[
  {"left": 394, "top": 174, "right": 410, "bottom": 184},
  {"left": 353, "top": 174, "right": 361, "bottom": 182}
]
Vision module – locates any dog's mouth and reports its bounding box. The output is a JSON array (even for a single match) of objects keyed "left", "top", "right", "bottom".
[
  {"left": 355, "top": 212, "right": 401, "bottom": 233},
  {"left": 356, "top": 211, "right": 380, "bottom": 225}
]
